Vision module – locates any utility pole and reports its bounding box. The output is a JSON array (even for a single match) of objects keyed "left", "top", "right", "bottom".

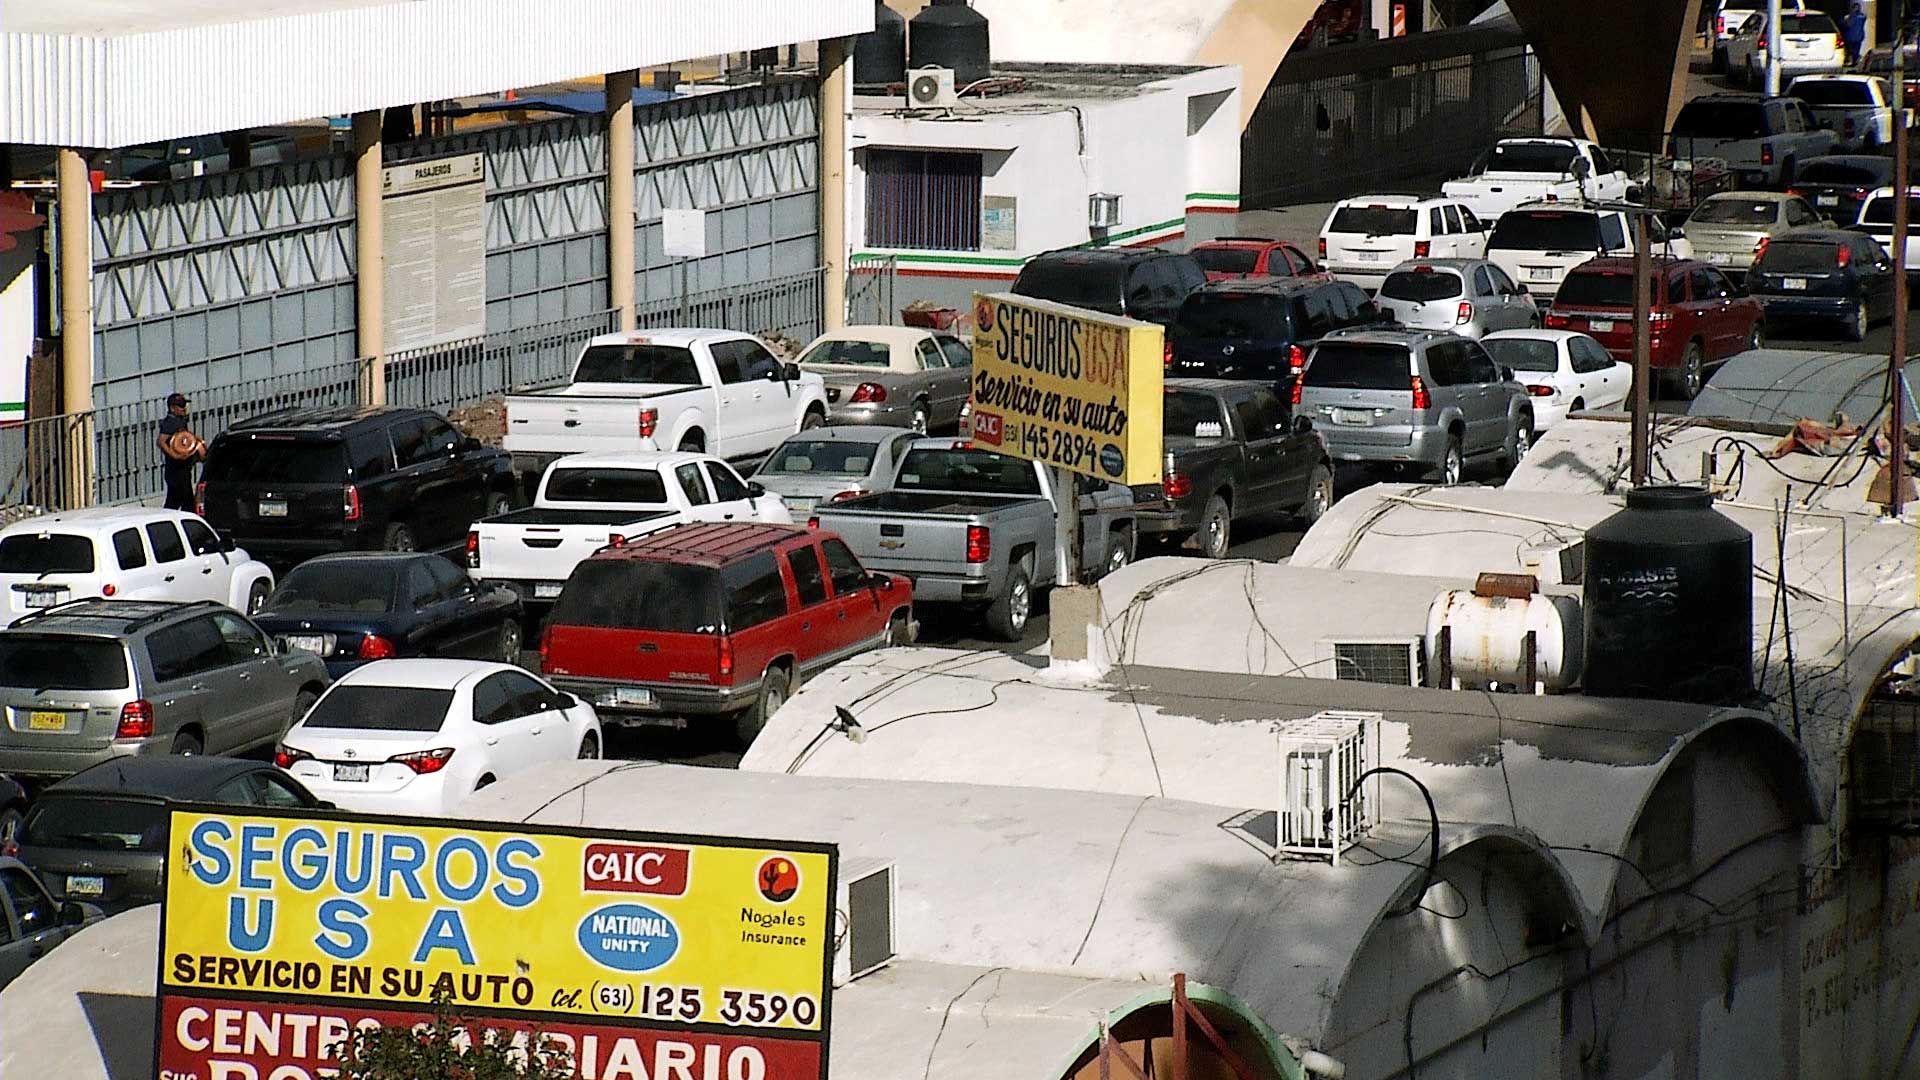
[
  {"left": 1892, "top": 30, "right": 1910, "bottom": 516},
  {"left": 1767, "top": 0, "right": 1783, "bottom": 95},
  {"left": 1630, "top": 210, "right": 1652, "bottom": 485}
]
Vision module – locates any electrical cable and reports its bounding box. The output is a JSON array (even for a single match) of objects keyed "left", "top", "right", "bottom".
[{"left": 1346, "top": 767, "right": 1439, "bottom": 919}]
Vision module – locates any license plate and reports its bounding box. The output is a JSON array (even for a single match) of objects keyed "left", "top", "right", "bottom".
[
  {"left": 284, "top": 634, "right": 328, "bottom": 655},
  {"left": 534, "top": 582, "right": 564, "bottom": 599},
  {"left": 66, "top": 875, "right": 104, "bottom": 897},
  {"left": 1356, "top": 251, "right": 1382, "bottom": 262},
  {"left": 258, "top": 500, "right": 287, "bottom": 518},
  {"left": 600, "top": 687, "right": 657, "bottom": 708},
  {"left": 1528, "top": 267, "right": 1555, "bottom": 281},
  {"left": 1588, "top": 319, "right": 1615, "bottom": 333},
  {"left": 786, "top": 497, "right": 816, "bottom": 512},
  {"left": 1817, "top": 194, "right": 1839, "bottom": 206},
  {"left": 332, "top": 763, "right": 370, "bottom": 782},
  {"left": 1706, "top": 252, "right": 1732, "bottom": 265},
  {"left": 26, "top": 710, "right": 67, "bottom": 731},
  {"left": 1783, "top": 277, "right": 1808, "bottom": 290},
  {"left": 22, "top": 589, "right": 68, "bottom": 609},
  {"left": 1332, "top": 407, "right": 1372, "bottom": 426}
]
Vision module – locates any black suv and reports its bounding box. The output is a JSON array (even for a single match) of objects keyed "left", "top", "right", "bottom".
[
  {"left": 200, "top": 406, "right": 515, "bottom": 568},
  {"left": 1011, "top": 247, "right": 1208, "bottom": 325},
  {"left": 1168, "top": 277, "right": 1381, "bottom": 387}
]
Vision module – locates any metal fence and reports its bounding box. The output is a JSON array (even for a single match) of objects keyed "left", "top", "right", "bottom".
[
  {"left": 635, "top": 267, "right": 826, "bottom": 350},
  {"left": 848, "top": 256, "right": 899, "bottom": 327},
  {"left": 382, "top": 310, "right": 623, "bottom": 414}
]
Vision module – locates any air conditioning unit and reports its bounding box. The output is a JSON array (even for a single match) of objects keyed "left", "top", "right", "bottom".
[
  {"left": 1315, "top": 637, "right": 1425, "bottom": 687},
  {"left": 832, "top": 858, "right": 897, "bottom": 986},
  {"left": 1275, "top": 710, "right": 1381, "bottom": 865},
  {"left": 907, "top": 67, "right": 957, "bottom": 109},
  {"left": 1088, "top": 192, "right": 1123, "bottom": 229}
]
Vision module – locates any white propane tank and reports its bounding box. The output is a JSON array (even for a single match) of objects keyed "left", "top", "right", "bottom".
[{"left": 1425, "top": 574, "right": 1583, "bottom": 693}]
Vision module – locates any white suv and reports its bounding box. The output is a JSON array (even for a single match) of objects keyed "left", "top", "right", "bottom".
[
  {"left": 1319, "top": 194, "right": 1490, "bottom": 290},
  {"left": 0, "top": 508, "right": 275, "bottom": 626},
  {"left": 1486, "top": 202, "right": 1693, "bottom": 304}
]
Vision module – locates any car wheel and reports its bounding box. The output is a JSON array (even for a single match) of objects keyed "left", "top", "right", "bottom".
[
  {"left": 735, "top": 665, "right": 790, "bottom": 748},
  {"left": 677, "top": 435, "right": 704, "bottom": 453},
  {"left": 883, "top": 611, "right": 910, "bottom": 648},
  {"left": 1104, "top": 527, "right": 1133, "bottom": 578},
  {"left": 0, "top": 806, "right": 22, "bottom": 851},
  {"left": 171, "top": 730, "right": 203, "bottom": 756},
  {"left": 801, "top": 409, "right": 826, "bottom": 430},
  {"left": 497, "top": 619, "right": 523, "bottom": 662},
  {"left": 1434, "top": 434, "right": 1465, "bottom": 486},
  {"left": 910, "top": 401, "right": 931, "bottom": 435},
  {"left": 246, "top": 579, "right": 271, "bottom": 614},
  {"left": 485, "top": 491, "right": 512, "bottom": 517},
  {"left": 985, "top": 564, "right": 1033, "bottom": 641},
  {"left": 1197, "top": 495, "right": 1232, "bottom": 559},
  {"left": 1847, "top": 301, "right": 1869, "bottom": 342},
  {"left": 1506, "top": 415, "right": 1534, "bottom": 473},
  {"left": 1677, "top": 341, "right": 1706, "bottom": 400},
  {"left": 578, "top": 733, "right": 600, "bottom": 760},
  {"left": 1298, "top": 463, "right": 1334, "bottom": 525},
  {"left": 382, "top": 522, "right": 416, "bottom": 552},
  {"left": 290, "top": 689, "right": 318, "bottom": 726},
  {"left": 1748, "top": 322, "right": 1765, "bottom": 352}
]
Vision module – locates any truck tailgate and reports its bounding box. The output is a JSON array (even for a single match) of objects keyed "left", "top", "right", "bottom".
[
  {"left": 813, "top": 492, "right": 1040, "bottom": 578},
  {"left": 475, "top": 510, "right": 678, "bottom": 590},
  {"left": 502, "top": 387, "right": 703, "bottom": 455}
]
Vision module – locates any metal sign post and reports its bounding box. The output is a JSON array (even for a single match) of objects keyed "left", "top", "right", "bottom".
[
  {"left": 1054, "top": 465, "right": 1082, "bottom": 584},
  {"left": 1630, "top": 211, "right": 1653, "bottom": 485},
  {"left": 1893, "top": 34, "right": 1910, "bottom": 517},
  {"left": 1766, "top": 0, "right": 1783, "bottom": 95},
  {"left": 661, "top": 207, "right": 707, "bottom": 325}
]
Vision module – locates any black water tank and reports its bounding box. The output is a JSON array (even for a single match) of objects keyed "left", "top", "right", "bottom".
[
  {"left": 910, "top": 0, "right": 991, "bottom": 87},
  {"left": 1583, "top": 486, "right": 1753, "bottom": 704},
  {"left": 855, "top": 0, "right": 908, "bottom": 86}
]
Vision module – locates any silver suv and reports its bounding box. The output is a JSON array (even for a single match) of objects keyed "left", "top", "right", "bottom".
[
  {"left": 1376, "top": 259, "right": 1540, "bottom": 339},
  {"left": 0, "top": 600, "right": 329, "bottom": 780},
  {"left": 1295, "top": 328, "right": 1534, "bottom": 485}
]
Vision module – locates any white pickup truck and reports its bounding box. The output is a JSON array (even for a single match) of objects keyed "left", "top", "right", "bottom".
[
  {"left": 466, "top": 450, "right": 792, "bottom": 603},
  {"left": 1788, "top": 74, "right": 1911, "bottom": 153},
  {"left": 1441, "top": 138, "right": 1637, "bottom": 223},
  {"left": 502, "top": 329, "right": 830, "bottom": 473}
]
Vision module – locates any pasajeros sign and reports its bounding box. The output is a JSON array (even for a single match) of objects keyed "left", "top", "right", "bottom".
[
  {"left": 154, "top": 807, "right": 836, "bottom": 1079},
  {"left": 968, "top": 292, "right": 1164, "bottom": 486}
]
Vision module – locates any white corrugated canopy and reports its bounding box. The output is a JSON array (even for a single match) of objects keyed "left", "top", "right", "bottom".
[{"left": 2, "top": 0, "right": 871, "bottom": 147}]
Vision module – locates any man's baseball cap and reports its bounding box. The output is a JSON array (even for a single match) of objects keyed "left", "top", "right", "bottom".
[{"left": 166, "top": 392, "right": 189, "bottom": 407}]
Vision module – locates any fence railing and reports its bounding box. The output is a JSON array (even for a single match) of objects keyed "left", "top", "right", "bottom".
[
  {"left": 382, "top": 309, "right": 623, "bottom": 415},
  {"left": 848, "top": 256, "right": 899, "bottom": 326},
  {"left": 635, "top": 267, "right": 827, "bottom": 348}
]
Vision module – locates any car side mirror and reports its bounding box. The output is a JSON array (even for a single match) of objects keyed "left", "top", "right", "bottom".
[
  {"left": 59, "top": 901, "right": 87, "bottom": 927},
  {"left": 1501, "top": 366, "right": 1516, "bottom": 382},
  {"left": 747, "top": 481, "right": 766, "bottom": 498},
  {"left": 870, "top": 572, "right": 893, "bottom": 591},
  {"left": 782, "top": 362, "right": 801, "bottom": 381},
  {"left": 460, "top": 435, "right": 481, "bottom": 451},
  {"left": 1293, "top": 415, "right": 1315, "bottom": 435},
  {"left": 1669, "top": 226, "right": 1687, "bottom": 239},
  {"left": 1571, "top": 158, "right": 1592, "bottom": 180},
  {"left": 219, "top": 535, "right": 237, "bottom": 553},
  {"left": 552, "top": 692, "right": 578, "bottom": 710}
]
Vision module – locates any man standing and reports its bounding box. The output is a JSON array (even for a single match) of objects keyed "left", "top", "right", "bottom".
[
  {"left": 1844, "top": 2, "right": 1868, "bottom": 67},
  {"left": 156, "top": 392, "right": 206, "bottom": 511}
]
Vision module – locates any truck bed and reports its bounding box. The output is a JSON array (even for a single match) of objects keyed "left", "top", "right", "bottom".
[
  {"left": 482, "top": 507, "right": 674, "bottom": 527},
  {"left": 830, "top": 490, "right": 1041, "bottom": 518}
]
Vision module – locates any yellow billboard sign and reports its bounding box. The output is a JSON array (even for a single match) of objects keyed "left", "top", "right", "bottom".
[
  {"left": 157, "top": 808, "right": 835, "bottom": 1036},
  {"left": 968, "top": 292, "right": 1164, "bottom": 486}
]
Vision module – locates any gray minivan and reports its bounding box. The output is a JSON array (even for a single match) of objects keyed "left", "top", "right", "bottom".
[
  {"left": 1295, "top": 328, "right": 1535, "bottom": 485},
  {"left": 0, "top": 600, "right": 330, "bottom": 779}
]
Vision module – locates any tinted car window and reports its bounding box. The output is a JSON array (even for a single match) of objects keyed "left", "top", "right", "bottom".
[
  {"left": 264, "top": 560, "right": 401, "bottom": 613},
  {"left": 0, "top": 534, "right": 92, "bottom": 574},
  {"left": 203, "top": 439, "right": 345, "bottom": 484},
  {"left": 552, "top": 561, "right": 722, "bottom": 633},
  {"left": 211, "top": 612, "right": 270, "bottom": 664},
  {"left": 1328, "top": 206, "right": 1417, "bottom": 235},
  {"left": 1164, "top": 392, "right": 1227, "bottom": 437},
  {"left": 149, "top": 615, "right": 230, "bottom": 681},
  {"left": 305, "top": 686, "right": 453, "bottom": 731},
  {"left": 1756, "top": 240, "right": 1845, "bottom": 271},
  {"left": 723, "top": 553, "right": 788, "bottom": 630},
  {"left": 0, "top": 867, "right": 53, "bottom": 937},
  {"left": 1233, "top": 395, "right": 1284, "bottom": 439},
  {"left": 348, "top": 433, "right": 392, "bottom": 480},
  {"left": 112, "top": 528, "right": 147, "bottom": 570},
  {"left": 1687, "top": 268, "right": 1725, "bottom": 301},
  {"left": 1470, "top": 142, "right": 1577, "bottom": 174},
  {"left": 249, "top": 773, "right": 310, "bottom": 808},
  {"left": 1673, "top": 101, "right": 1767, "bottom": 139},
  {"left": 406, "top": 561, "right": 447, "bottom": 609},
  {"left": 675, "top": 464, "right": 711, "bottom": 506},
  {"left": 709, "top": 342, "right": 746, "bottom": 384},
  {"left": 1862, "top": 195, "right": 1920, "bottom": 226},
  {"left": 182, "top": 519, "right": 221, "bottom": 556},
  {"left": 763, "top": 439, "right": 881, "bottom": 478},
  {"left": 427, "top": 558, "right": 470, "bottom": 599},
  {"left": 938, "top": 337, "right": 973, "bottom": 368},
  {"left": 21, "top": 796, "right": 168, "bottom": 853},
  {"left": 821, "top": 539, "right": 868, "bottom": 595},
  {"left": 1781, "top": 12, "right": 1836, "bottom": 31},
  {"left": 1463, "top": 341, "right": 1500, "bottom": 383},
  {"left": 545, "top": 468, "right": 668, "bottom": 504},
  {"left": 1485, "top": 337, "right": 1561, "bottom": 373},
  {"left": 388, "top": 419, "right": 429, "bottom": 469},
  {"left": 1305, "top": 343, "right": 1412, "bottom": 389},
  {"left": 799, "top": 339, "right": 890, "bottom": 367},
  {"left": 1798, "top": 159, "right": 1889, "bottom": 185},
  {"left": 1692, "top": 199, "right": 1780, "bottom": 226},
  {"left": 1192, "top": 247, "right": 1261, "bottom": 274},
  {"left": 145, "top": 523, "right": 187, "bottom": 564},
  {"left": 1172, "top": 293, "right": 1293, "bottom": 339},
  {"left": 733, "top": 341, "right": 783, "bottom": 381},
  {"left": 706, "top": 463, "right": 751, "bottom": 503},
  {"left": 787, "top": 547, "right": 829, "bottom": 607},
  {"left": 1488, "top": 212, "right": 1603, "bottom": 251},
  {"left": 1381, "top": 270, "right": 1464, "bottom": 301},
  {"left": 1597, "top": 214, "right": 1627, "bottom": 250},
  {"left": 1425, "top": 341, "right": 1470, "bottom": 386},
  {"left": 1556, "top": 272, "right": 1656, "bottom": 307},
  {"left": 0, "top": 636, "right": 128, "bottom": 690},
  {"left": 894, "top": 449, "right": 1042, "bottom": 495},
  {"left": 1012, "top": 258, "right": 1126, "bottom": 314},
  {"left": 572, "top": 344, "right": 701, "bottom": 384}
]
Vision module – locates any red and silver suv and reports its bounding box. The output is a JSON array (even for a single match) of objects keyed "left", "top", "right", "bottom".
[
  {"left": 540, "top": 522, "right": 914, "bottom": 747},
  {"left": 1545, "top": 256, "right": 1765, "bottom": 400}
]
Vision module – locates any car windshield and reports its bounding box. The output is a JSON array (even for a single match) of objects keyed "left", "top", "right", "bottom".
[
  {"left": 543, "top": 467, "right": 669, "bottom": 504},
  {"left": 204, "top": 439, "right": 344, "bottom": 484},
  {"left": 1164, "top": 392, "right": 1227, "bottom": 437},
  {"left": 1488, "top": 212, "right": 1602, "bottom": 251},
  {"left": 0, "top": 534, "right": 93, "bottom": 574},
  {"left": 21, "top": 796, "right": 167, "bottom": 853},
  {"left": 1471, "top": 142, "right": 1577, "bottom": 175},
  {"left": 1303, "top": 343, "right": 1411, "bottom": 390},
  {"left": 1672, "top": 102, "right": 1768, "bottom": 139},
  {"left": 0, "top": 636, "right": 129, "bottom": 690},
  {"left": 799, "top": 339, "right": 892, "bottom": 367},
  {"left": 1556, "top": 272, "right": 1658, "bottom": 307},
  {"left": 551, "top": 561, "right": 723, "bottom": 633},
  {"left": 1782, "top": 13, "right": 1836, "bottom": 32},
  {"left": 1691, "top": 199, "right": 1780, "bottom": 225},
  {"left": 262, "top": 561, "right": 402, "bottom": 613},
  {"left": 1380, "top": 270, "right": 1465, "bottom": 301},
  {"left": 1172, "top": 293, "right": 1293, "bottom": 339},
  {"left": 301, "top": 686, "right": 453, "bottom": 731},
  {"left": 1861, "top": 196, "right": 1920, "bottom": 226},
  {"left": 1012, "top": 260, "right": 1126, "bottom": 314},
  {"left": 1792, "top": 81, "right": 1875, "bottom": 105},
  {"left": 1328, "top": 206, "right": 1417, "bottom": 236},
  {"left": 572, "top": 344, "right": 700, "bottom": 384},
  {"left": 894, "top": 449, "right": 1043, "bottom": 495},
  {"left": 1756, "top": 240, "right": 1847, "bottom": 271},
  {"left": 1192, "top": 247, "right": 1263, "bottom": 274},
  {"left": 1483, "top": 338, "right": 1562, "bottom": 373},
  {"left": 1798, "top": 160, "right": 1888, "bottom": 185},
  {"left": 761, "top": 439, "right": 878, "bottom": 478}
]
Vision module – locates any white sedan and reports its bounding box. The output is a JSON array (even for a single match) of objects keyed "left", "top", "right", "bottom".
[
  {"left": 1482, "top": 330, "right": 1633, "bottom": 431},
  {"left": 275, "top": 659, "right": 602, "bottom": 816}
]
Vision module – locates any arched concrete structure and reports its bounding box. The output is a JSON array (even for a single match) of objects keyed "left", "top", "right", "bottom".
[{"left": 1507, "top": 0, "right": 1706, "bottom": 146}]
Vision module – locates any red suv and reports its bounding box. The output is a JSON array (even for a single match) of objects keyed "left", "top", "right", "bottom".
[
  {"left": 540, "top": 522, "right": 914, "bottom": 747},
  {"left": 1189, "top": 238, "right": 1324, "bottom": 281},
  {"left": 1545, "top": 256, "right": 1764, "bottom": 400}
]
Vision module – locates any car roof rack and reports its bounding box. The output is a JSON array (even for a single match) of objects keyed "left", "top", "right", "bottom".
[{"left": 11, "top": 598, "right": 226, "bottom": 633}]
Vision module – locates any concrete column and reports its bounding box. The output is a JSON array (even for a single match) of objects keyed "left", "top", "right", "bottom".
[
  {"left": 606, "top": 69, "right": 638, "bottom": 332},
  {"left": 352, "top": 111, "right": 387, "bottom": 405},
  {"left": 55, "top": 148, "right": 94, "bottom": 507},
  {"left": 820, "top": 37, "right": 851, "bottom": 331}
]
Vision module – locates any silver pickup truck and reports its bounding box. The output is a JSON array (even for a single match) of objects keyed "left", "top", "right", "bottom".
[{"left": 808, "top": 440, "right": 1136, "bottom": 641}]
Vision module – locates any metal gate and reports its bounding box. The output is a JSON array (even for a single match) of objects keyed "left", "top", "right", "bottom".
[{"left": 1243, "top": 23, "right": 1542, "bottom": 209}]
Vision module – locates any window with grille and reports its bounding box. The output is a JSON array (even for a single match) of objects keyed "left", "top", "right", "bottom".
[
  {"left": 1330, "top": 641, "right": 1422, "bottom": 686},
  {"left": 864, "top": 149, "right": 983, "bottom": 251}
]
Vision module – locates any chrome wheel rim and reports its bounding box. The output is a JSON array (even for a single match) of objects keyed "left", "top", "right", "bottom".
[
  {"left": 765, "top": 684, "right": 786, "bottom": 714},
  {"left": 1513, "top": 426, "right": 1531, "bottom": 461},
  {"left": 1309, "top": 473, "right": 1332, "bottom": 519},
  {"left": 1684, "top": 351, "right": 1702, "bottom": 396},
  {"left": 1205, "top": 513, "right": 1227, "bottom": 555},
  {"left": 1444, "top": 448, "right": 1462, "bottom": 485},
  {"left": 911, "top": 406, "right": 929, "bottom": 434},
  {"left": 1107, "top": 542, "right": 1129, "bottom": 575},
  {"left": 0, "top": 812, "right": 20, "bottom": 850},
  {"left": 1009, "top": 580, "right": 1030, "bottom": 630},
  {"left": 500, "top": 621, "right": 521, "bottom": 659},
  {"left": 1857, "top": 305, "right": 1868, "bottom": 338},
  {"left": 391, "top": 530, "right": 415, "bottom": 552},
  {"left": 579, "top": 736, "right": 598, "bottom": 759}
]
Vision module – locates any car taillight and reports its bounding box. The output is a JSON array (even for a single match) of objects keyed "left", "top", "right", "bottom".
[
  {"left": 389, "top": 747, "right": 455, "bottom": 775},
  {"left": 1413, "top": 240, "right": 1431, "bottom": 258},
  {"left": 274, "top": 744, "right": 311, "bottom": 769},
  {"left": 465, "top": 530, "right": 479, "bottom": 568},
  {"left": 1786, "top": 188, "right": 1805, "bottom": 199},
  {"left": 1290, "top": 374, "right": 1305, "bottom": 407},
  {"left": 1761, "top": 142, "right": 1774, "bottom": 166},
  {"left": 1717, "top": 14, "right": 1725, "bottom": 33},
  {"left": 806, "top": 515, "right": 820, "bottom": 529},
  {"left": 194, "top": 481, "right": 206, "bottom": 517},
  {"left": 1287, "top": 343, "right": 1307, "bottom": 376},
  {"left": 1650, "top": 310, "right": 1673, "bottom": 325},
  {"left": 343, "top": 484, "right": 362, "bottom": 522},
  {"left": 1456, "top": 301, "right": 1474, "bottom": 325},
  {"left": 101, "top": 583, "right": 116, "bottom": 597},
  {"left": 1411, "top": 375, "right": 1432, "bottom": 410},
  {"left": 116, "top": 700, "right": 154, "bottom": 740},
  {"left": 607, "top": 533, "right": 627, "bottom": 548},
  {"left": 1544, "top": 312, "right": 1572, "bottom": 329},
  {"left": 1318, "top": 237, "right": 1327, "bottom": 259},
  {"left": 1755, "top": 236, "right": 1770, "bottom": 259},
  {"left": 718, "top": 636, "right": 734, "bottom": 678},
  {"left": 538, "top": 626, "right": 552, "bottom": 666},
  {"left": 1837, "top": 244, "right": 1851, "bottom": 267},
  {"left": 358, "top": 633, "right": 397, "bottom": 659},
  {"left": 637, "top": 407, "right": 658, "bottom": 439},
  {"left": 965, "top": 525, "right": 990, "bottom": 564},
  {"left": 1164, "top": 471, "right": 1193, "bottom": 499},
  {"left": 1526, "top": 384, "right": 1556, "bottom": 397},
  {"left": 849, "top": 382, "right": 888, "bottom": 403},
  {"left": 1163, "top": 341, "right": 1174, "bottom": 369},
  {"left": 828, "top": 490, "right": 862, "bottom": 503}
]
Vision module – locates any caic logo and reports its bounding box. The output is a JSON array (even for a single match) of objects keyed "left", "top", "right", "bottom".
[
  {"left": 756, "top": 857, "right": 801, "bottom": 903},
  {"left": 582, "top": 843, "right": 690, "bottom": 896}
]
